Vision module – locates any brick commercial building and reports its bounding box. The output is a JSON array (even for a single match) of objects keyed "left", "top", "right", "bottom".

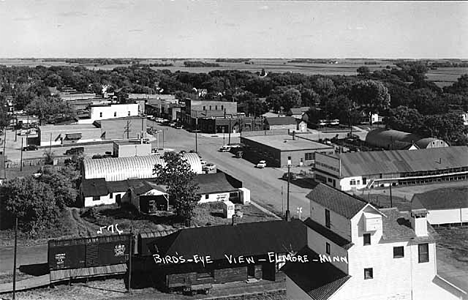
[{"left": 241, "top": 134, "right": 334, "bottom": 167}]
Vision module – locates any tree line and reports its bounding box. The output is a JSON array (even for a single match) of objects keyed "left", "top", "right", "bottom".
[{"left": 0, "top": 61, "right": 467, "bottom": 144}]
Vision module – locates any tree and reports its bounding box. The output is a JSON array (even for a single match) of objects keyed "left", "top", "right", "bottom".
[
  {"left": 357, "top": 66, "right": 371, "bottom": 77},
  {"left": 280, "top": 88, "right": 302, "bottom": 111},
  {"left": 0, "top": 95, "right": 12, "bottom": 128},
  {"left": 349, "top": 80, "right": 391, "bottom": 125},
  {"left": 245, "top": 98, "right": 268, "bottom": 117},
  {"left": 0, "top": 177, "right": 61, "bottom": 236},
  {"left": 39, "top": 167, "right": 79, "bottom": 208},
  {"left": 153, "top": 152, "right": 200, "bottom": 225},
  {"left": 422, "top": 113, "right": 468, "bottom": 146},
  {"left": 385, "top": 106, "right": 425, "bottom": 133},
  {"left": 25, "top": 95, "right": 76, "bottom": 124}
]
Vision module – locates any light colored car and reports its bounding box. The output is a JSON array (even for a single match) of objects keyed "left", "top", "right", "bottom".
[
  {"left": 219, "top": 145, "right": 231, "bottom": 152},
  {"left": 256, "top": 160, "right": 267, "bottom": 168}
]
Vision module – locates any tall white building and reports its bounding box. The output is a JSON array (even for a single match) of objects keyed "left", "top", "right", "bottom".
[
  {"left": 284, "top": 183, "right": 466, "bottom": 300},
  {"left": 78, "top": 103, "right": 139, "bottom": 124}
]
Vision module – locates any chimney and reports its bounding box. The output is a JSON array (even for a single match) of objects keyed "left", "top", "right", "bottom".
[{"left": 411, "top": 208, "right": 428, "bottom": 237}]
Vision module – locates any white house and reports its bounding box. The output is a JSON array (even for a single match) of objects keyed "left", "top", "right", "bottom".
[
  {"left": 284, "top": 183, "right": 466, "bottom": 300},
  {"left": 78, "top": 103, "right": 139, "bottom": 124},
  {"left": 412, "top": 187, "right": 468, "bottom": 226},
  {"left": 193, "top": 172, "right": 250, "bottom": 205}
]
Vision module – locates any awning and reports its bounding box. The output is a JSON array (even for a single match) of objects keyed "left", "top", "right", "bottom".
[{"left": 65, "top": 133, "right": 82, "bottom": 140}]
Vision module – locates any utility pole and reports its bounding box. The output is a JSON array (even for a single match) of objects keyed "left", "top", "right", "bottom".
[
  {"left": 389, "top": 183, "right": 393, "bottom": 208},
  {"left": 124, "top": 120, "right": 132, "bottom": 140},
  {"left": 3, "top": 128, "right": 7, "bottom": 179},
  {"left": 12, "top": 216, "right": 18, "bottom": 300},
  {"left": 162, "top": 129, "right": 165, "bottom": 150},
  {"left": 195, "top": 117, "right": 198, "bottom": 153},
  {"left": 286, "top": 156, "right": 291, "bottom": 222},
  {"left": 128, "top": 227, "right": 133, "bottom": 294},
  {"left": 20, "top": 138, "right": 23, "bottom": 172}
]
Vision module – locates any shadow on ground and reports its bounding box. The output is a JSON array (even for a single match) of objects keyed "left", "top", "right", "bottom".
[{"left": 19, "top": 262, "right": 49, "bottom": 276}]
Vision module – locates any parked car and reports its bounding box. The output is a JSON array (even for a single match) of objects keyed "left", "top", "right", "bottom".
[
  {"left": 219, "top": 145, "right": 231, "bottom": 152},
  {"left": 256, "top": 160, "right": 267, "bottom": 168},
  {"left": 175, "top": 124, "right": 183, "bottom": 129},
  {"left": 22, "top": 144, "right": 38, "bottom": 151},
  {"left": 203, "top": 163, "right": 216, "bottom": 172},
  {"left": 64, "top": 147, "right": 84, "bottom": 156}
]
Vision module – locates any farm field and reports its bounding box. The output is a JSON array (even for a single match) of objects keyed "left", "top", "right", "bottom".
[{"left": 0, "top": 58, "right": 466, "bottom": 86}]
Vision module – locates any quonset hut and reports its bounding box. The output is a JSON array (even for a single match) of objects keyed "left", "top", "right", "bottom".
[
  {"left": 82, "top": 153, "right": 203, "bottom": 181},
  {"left": 365, "top": 128, "right": 421, "bottom": 150}
]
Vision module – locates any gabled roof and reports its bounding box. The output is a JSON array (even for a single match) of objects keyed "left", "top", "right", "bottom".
[
  {"left": 306, "top": 182, "right": 368, "bottom": 219},
  {"left": 193, "top": 172, "right": 239, "bottom": 194},
  {"left": 81, "top": 178, "right": 108, "bottom": 197},
  {"left": 265, "top": 116, "right": 297, "bottom": 126},
  {"left": 411, "top": 187, "right": 468, "bottom": 210},
  {"left": 149, "top": 219, "right": 306, "bottom": 261},
  {"left": 283, "top": 247, "right": 350, "bottom": 300},
  {"left": 303, "top": 218, "right": 352, "bottom": 249}
]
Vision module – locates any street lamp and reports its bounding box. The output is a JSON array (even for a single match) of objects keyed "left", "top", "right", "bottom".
[{"left": 286, "top": 156, "right": 292, "bottom": 222}]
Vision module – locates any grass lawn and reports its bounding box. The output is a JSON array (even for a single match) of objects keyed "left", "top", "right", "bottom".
[{"left": 435, "top": 226, "right": 468, "bottom": 265}]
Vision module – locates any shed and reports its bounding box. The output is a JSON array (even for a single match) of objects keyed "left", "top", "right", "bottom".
[{"left": 412, "top": 187, "right": 468, "bottom": 225}]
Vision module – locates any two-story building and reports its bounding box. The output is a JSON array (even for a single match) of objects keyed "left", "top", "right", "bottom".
[
  {"left": 284, "top": 182, "right": 466, "bottom": 300},
  {"left": 77, "top": 103, "right": 139, "bottom": 124}
]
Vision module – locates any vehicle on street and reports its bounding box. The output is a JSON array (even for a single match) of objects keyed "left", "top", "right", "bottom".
[
  {"left": 203, "top": 163, "right": 216, "bottom": 173},
  {"left": 22, "top": 144, "right": 38, "bottom": 151},
  {"left": 219, "top": 145, "right": 231, "bottom": 152},
  {"left": 64, "top": 147, "right": 85, "bottom": 156},
  {"left": 175, "top": 124, "right": 183, "bottom": 129},
  {"left": 200, "top": 160, "right": 207, "bottom": 167},
  {"left": 256, "top": 160, "right": 267, "bottom": 168}
]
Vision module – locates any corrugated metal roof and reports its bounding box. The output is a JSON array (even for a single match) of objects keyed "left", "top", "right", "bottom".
[
  {"left": 339, "top": 146, "right": 468, "bottom": 177},
  {"left": 83, "top": 153, "right": 202, "bottom": 181}
]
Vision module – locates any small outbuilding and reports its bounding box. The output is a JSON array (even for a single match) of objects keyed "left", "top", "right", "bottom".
[
  {"left": 264, "top": 117, "right": 298, "bottom": 131},
  {"left": 412, "top": 187, "right": 468, "bottom": 225},
  {"left": 415, "top": 138, "right": 449, "bottom": 149}
]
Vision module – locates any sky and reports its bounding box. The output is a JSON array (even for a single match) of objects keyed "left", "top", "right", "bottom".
[{"left": 0, "top": 0, "right": 466, "bottom": 59}]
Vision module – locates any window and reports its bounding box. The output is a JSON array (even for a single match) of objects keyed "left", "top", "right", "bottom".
[
  {"left": 325, "top": 209, "right": 330, "bottom": 228},
  {"left": 203, "top": 106, "right": 206, "bottom": 110},
  {"left": 350, "top": 179, "right": 356, "bottom": 185},
  {"left": 205, "top": 194, "right": 209, "bottom": 200},
  {"left": 327, "top": 178, "right": 333, "bottom": 183},
  {"left": 92, "top": 196, "right": 100, "bottom": 201},
  {"left": 364, "top": 268, "right": 373, "bottom": 280},
  {"left": 128, "top": 111, "right": 131, "bottom": 116},
  {"left": 363, "top": 178, "right": 367, "bottom": 184},
  {"left": 99, "top": 112, "right": 102, "bottom": 118},
  {"left": 114, "top": 112, "right": 117, "bottom": 117},
  {"left": 221, "top": 105, "right": 224, "bottom": 110},
  {"left": 215, "top": 105, "right": 218, "bottom": 110},
  {"left": 363, "top": 233, "right": 371, "bottom": 246},
  {"left": 305, "top": 153, "right": 314, "bottom": 160},
  {"left": 109, "top": 193, "right": 113, "bottom": 199},
  {"left": 393, "top": 246, "right": 404, "bottom": 258},
  {"left": 418, "top": 243, "right": 429, "bottom": 263},
  {"left": 326, "top": 242, "right": 330, "bottom": 254},
  {"left": 209, "top": 105, "right": 212, "bottom": 110}
]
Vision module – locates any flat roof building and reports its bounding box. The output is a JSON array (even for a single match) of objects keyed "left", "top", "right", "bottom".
[{"left": 241, "top": 134, "right": 335, "bottom": 167}]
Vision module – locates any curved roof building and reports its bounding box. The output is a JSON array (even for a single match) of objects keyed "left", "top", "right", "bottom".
[
  {"left": 83, "top": 153, "right": 202, "bottom": 181},
  {"left": 415, "top": 138, "right": 449, "bottom": 149},
  {"left": 365, "top": 128, "right": 421, "bottom": 150}
]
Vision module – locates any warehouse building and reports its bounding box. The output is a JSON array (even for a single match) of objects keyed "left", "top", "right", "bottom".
[
  {"left": 240, "top": 134, "right": 334, "bottom": 167},
  {"left": 313, "top": 146, "right": 468, "bottom": 191},
  {"left": 82, "top": 153, "right": 203, "bottom": 182},
  {"left": 365, "top": 128, "right": 449, "bottom": 150}
]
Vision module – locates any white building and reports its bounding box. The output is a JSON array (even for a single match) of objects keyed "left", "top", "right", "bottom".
[
  {"left": 284, "top": 183, "right": 466, "bottom": 300},
  {"left": 412, "top": 187, "right": 468, "bottom": 226},
  {"left": 79, "top": 103, "right": 139, "bottom": 124}
]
